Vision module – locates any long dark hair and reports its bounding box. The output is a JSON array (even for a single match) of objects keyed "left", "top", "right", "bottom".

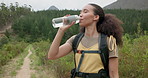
[{"left": 80, "top": 3, "right": 124, "bottom": 46}]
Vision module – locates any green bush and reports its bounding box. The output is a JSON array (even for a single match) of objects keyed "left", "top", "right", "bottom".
[
  {"left": 119, "top": 35, "right": 148, "bottom": 78},
  {"left": 0, "top": 35, "right": 9, "bottom": 48},
  {"left": 0, "top": 41, "right": 28, "bottom": 67},
  {"left": 31, "top": 40, "right": 74, "bottom": 77},
  {"left": 12, "top": 9, "right": 148, "bottom": 42},
  {"left": 48, "top": 54, "right": 74, "bottom": 78}
]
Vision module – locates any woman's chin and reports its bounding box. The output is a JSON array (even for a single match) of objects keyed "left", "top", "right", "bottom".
[{"left": 79, "top": 23, "right": 85, "bottom": 27}]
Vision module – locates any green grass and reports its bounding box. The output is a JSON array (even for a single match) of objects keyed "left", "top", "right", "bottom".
[
  {"left": 0, "top": 43, "right": 30, "bottom": 78},
  {"left": 29, "top": 44, "right": 56, "bottom": 78},
  {"left": 118, "top": 35, "right": 148, "bottom": 78}
]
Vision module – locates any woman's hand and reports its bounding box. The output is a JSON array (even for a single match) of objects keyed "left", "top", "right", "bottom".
[
  {"left": 59, "top": 21, "right": 75, "bottom": 32},
  {"left": 59, "top": 14, "right": 76, "bottom": 32}
]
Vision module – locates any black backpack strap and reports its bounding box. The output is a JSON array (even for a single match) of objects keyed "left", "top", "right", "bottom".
[
  {"left": 100, "top": 34, "right": 109, "bottom": 76},
  {"left": 72, "top": 33, "right": 84, "bottom": 53},
  {"left": 72, "top": 33, "right": 84, "bottom": 67},
  {"left": 71, "top": 33, "right": 84, "bottom": 78},
  {"left": 75, "top": 50, "right": 101, "bottom": 73}
]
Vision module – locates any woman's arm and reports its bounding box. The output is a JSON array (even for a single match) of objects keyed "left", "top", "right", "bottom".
[
  {"left": 48, "top": 21, "right": 75, "bottom": 60},
  {"left": 109, "top": 57, "right": 119, "bottom": 78}
]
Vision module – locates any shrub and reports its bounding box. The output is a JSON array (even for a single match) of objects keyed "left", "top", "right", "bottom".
[
  {"left": 0, "top": 41, "right": 28, "bottom": 67},
  {"left": 119, "top": 35, "right": 148, "bottom": 78}
]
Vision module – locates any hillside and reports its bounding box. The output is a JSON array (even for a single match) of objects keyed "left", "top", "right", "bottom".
[
  {"left": 48, "top": 5, "right": 59, "bottom": 10},
  {"left": 104, "top": 0, "right": 148, "bottom": 10}
]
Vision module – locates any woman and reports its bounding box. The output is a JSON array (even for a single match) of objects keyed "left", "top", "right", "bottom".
[{"left": 48, "top": 3, "right": 123, "bottom": 78}]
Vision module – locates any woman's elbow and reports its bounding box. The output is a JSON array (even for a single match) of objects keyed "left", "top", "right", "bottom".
[
  {"left": 48, "top": 52, "right": 58, "bottom": 60},
  {"left": 48, "top": 55, "right": 57, "bottom": 60},
  {"left": 48, "top": 57, "right": 56, "bottom": 60}
]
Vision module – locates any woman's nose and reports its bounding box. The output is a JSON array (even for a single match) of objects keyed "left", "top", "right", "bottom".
[{"left": 79, "top": 13, "right": 82, "bottom": 17}]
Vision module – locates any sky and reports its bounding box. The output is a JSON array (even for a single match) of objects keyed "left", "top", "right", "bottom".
[{"left": 0, "top": 0, "right": 117, "bottom": 11}]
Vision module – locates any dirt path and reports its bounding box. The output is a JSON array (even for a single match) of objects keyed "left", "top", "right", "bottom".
[
  {"left": 16, "top": 49, "right": 33, "bottom": 78},
  {"left": 0, "top": 45, "right": 56, "bottom": 78}
]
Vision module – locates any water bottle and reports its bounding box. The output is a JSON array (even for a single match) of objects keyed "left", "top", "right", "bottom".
[{"left": 52, "top": 15, "right": 80, "bottom": 28}]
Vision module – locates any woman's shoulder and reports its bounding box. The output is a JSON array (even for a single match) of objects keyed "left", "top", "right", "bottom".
[{"left": 66, "top": 35, "right": 77, "bottom": 46}]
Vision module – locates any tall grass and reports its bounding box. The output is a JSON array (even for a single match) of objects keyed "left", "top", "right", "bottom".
[
  {"left": 31, "top": 40, "right": 74, "bottom": 78},
  {"left": 0, "top": 40, "right": 28, "bottom": 68},
  {"left": 0, "top": 41, "right": 29, "bottom": 77},
  {"left": 119, "top": 34, "right": 148, "bottom": 78}
]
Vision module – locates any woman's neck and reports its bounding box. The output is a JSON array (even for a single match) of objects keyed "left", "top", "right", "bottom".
[{"left": 84, "top": 24, "right": 99, "bottom": 38}]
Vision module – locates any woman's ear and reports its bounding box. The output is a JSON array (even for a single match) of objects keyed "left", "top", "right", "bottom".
[{"left": 93, "top": 15, "right": 99, "bottom": 21}]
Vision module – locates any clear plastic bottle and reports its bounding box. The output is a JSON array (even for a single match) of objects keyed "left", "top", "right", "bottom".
[{"left": 52, "top": 15, "right": 80, "bottom": 28}]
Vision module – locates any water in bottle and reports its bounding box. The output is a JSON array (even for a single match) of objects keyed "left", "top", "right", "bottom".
[{"left": 52, "top": 15, "right": 80, "bottom": 28}]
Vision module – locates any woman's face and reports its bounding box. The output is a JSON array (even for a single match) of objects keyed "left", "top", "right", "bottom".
[{"left": 79, "top": 4, "right": 98, "bottom": 27}]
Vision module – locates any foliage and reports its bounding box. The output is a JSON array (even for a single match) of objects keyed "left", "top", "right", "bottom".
[
  {"left": 11, "top": 9, "right": 148, "bottom": 43},
  {"left": 31, "top": 40, "right": 74, "bottom": 77},
  {"left": 0, "top": 44, "right": 30, "bottom": 77},
  {"left": 47, "top": 54, "right": 74, "bottom": 78},
  {"left": 0, "top": 41, "right": 28, "bottom": 67},
  {"left": 31, "top": 40, "right": 50, "bottom": 66},
  {"left": 0, "top": 2, "right": 32, "bottom": 28},
  {"left": 12, "top": 10, "right": 80, "bottom": 43},
  {"left": 104, "top": 9, "right": 148, "bottom": 34},
  {"left": 0, "top": 35, "right": 9, "bottom": 48},
  {"left": 119, "top": 34, "right": 148, "bottom": 78}
]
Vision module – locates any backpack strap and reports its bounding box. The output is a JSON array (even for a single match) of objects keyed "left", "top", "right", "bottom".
[
  {"left": 100, "top": 34, "right": 109, "bottom": 76},
  {"left": 72, "top": 33, "right": 84, "bottom": 53},
  {"left": 72, "top": 33, "right": 84, "bottom": 67},
  {"left": 75, "top": 50, "right": 101, "bottom": 73},
  {"left": 71, "top": 33, "right": 84, "bottom": 78}
]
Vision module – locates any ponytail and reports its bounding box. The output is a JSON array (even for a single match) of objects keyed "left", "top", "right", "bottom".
[{"left": 97, "top": 14, "right": 124, "bottom": 46}]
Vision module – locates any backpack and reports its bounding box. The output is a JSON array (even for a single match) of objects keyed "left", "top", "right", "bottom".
[{"left": 71, "top": 33, "right": 110, "bottom": 78}]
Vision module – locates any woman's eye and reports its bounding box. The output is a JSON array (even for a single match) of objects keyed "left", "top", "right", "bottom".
[
  {"left": 80, "top": 9, "right": 88, "bottom": 14},
  {"left": 84, "top": 10, "right": 88, "bottom": 13}
]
